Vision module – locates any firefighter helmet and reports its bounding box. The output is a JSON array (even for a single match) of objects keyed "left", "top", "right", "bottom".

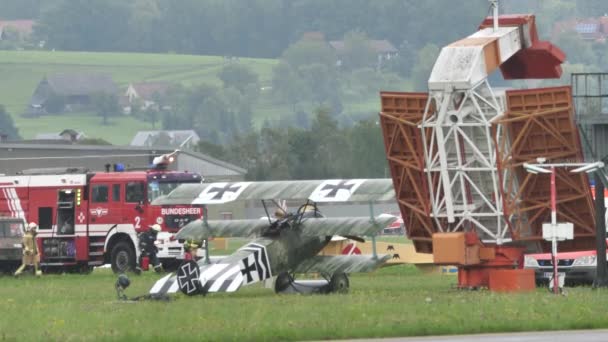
[
  {"left": 150, "top": 224, "right": 162, "bottom": 232},
  {"left": 27, "top": 222, "right": 38, "bottom": 232}
]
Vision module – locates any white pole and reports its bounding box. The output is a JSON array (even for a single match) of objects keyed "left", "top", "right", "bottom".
[
  {"left": 492, "top": 0, "right": 499, "bottom": 31},
  {"left": 550, "top": 166, "right": 559, "bottom": 294}
]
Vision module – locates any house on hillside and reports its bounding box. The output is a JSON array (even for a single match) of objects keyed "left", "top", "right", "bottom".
[
  {"left": 34, "top": 129, "right": 86, "bottom": 143},
  {"left": 124, "top": 81, "right": 172, "bottom": 113},
  {"left": 329, "top": 39, "right": 398, "bottom": 68},
  {"left": 27, "top": 73, "right": 119, "bottom": 115},
  {"left": 130, "top": 130, "right": 200, "bottom": 149},
  {"left": 0, "top": 20, "right": 35, "bottom": 41},
  {"left": 301, "top": 31, "right": 326, "bottom": 42},
  {"left": 553, "top": 15, "right": 608, "bottom": 43}
]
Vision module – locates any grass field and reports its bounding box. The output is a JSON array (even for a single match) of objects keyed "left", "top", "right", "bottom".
[
  {"left": 0, "top": 50, "right": 386, "bottom": 145},
  {"left": 2, "top": 264, "right": 608, "bottom": 341},
  {"left": 0, "top": 50, "right": 278, "bottom": 144}
]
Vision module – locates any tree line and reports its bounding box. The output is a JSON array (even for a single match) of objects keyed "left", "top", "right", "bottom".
[
  {"left": 0, "top": 0, "right": 602, "bottom": 59},
  {"left": 5, "top": 0, "right": 491, "bottom": 58},
  {"left": 130, "top": 35, "right": 408, "bottom": 145},
  {"left": 197, "top": 108, "right": 388, "bottom": 180}
]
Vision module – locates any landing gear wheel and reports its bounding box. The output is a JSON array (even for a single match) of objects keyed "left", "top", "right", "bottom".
[
  {"left": 111, "top": 242, "right": 135, "bottom": 274},
  {"left": 176, "top": 260, "right": 202, "bottom": 296},
  {"left": 329, "top": 273, "right": 349, "bottom": 294},
  {"left": 274, "top": 272, "right": 294, "bottom": 293}
]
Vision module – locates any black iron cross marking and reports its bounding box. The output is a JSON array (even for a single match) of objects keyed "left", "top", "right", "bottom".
[
  {"left": 208, "top": 184, "right": 241, "bottom": 200},
  {"left": 321, "top": 180, "right": 355, "bottom": 198},
  {"left": 177, "top": 261, "right": 200, "bottom": 294},
  {"left": 241, "top": 257, "right": 257, "bottom": 283}
]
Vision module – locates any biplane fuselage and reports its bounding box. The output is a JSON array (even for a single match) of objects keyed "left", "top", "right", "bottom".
[
  {"left": 258, "top": 229, "right": 330, "bottom": 273},
  {"left": 148, "top": 178, "right": 397, "bottom": 297}
]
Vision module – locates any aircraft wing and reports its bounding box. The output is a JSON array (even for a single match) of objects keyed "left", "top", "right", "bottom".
[
  {"left": 176, "top": 219, "right": 268, "bottom": 240},
  {"left": 298, "top": 215, "right": 397, "bottom": 237},
  {"left": 293, "top": 254, "right": 391, "bottom": 274},
  {"left": 175, "top": 215, "right": 397, "bottom": 240},
  {"left": 152, "top": 178, "right": 395, "bottom": 205}
]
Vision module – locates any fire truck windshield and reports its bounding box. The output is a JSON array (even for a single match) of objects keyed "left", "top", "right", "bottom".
[
  {"left": 0, "top": 222, "right": 23, "bottom": 238},
  {"left": 147, "top": 181, "right": 195, "bottom": 203}
]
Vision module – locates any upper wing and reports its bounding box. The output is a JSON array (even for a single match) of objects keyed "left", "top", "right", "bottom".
[
  {"left": 293, "top": 254, "right": 391, "bottom": 274},
  {"left": 152, "top": 178, "right": 395, "bottom": 205},
  {"left": 175, "top": 215, "right": 397, "bottom": 240}
]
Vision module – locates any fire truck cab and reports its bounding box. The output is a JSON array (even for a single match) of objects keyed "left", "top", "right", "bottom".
[{"left": 0, "top": 156, "right": 203, "bottom": 274}]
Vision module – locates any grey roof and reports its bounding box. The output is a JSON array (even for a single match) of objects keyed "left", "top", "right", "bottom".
[
  {"left": 34, "top": 130, "right": 86, "bottom": 140},
  {"left": 129, "top": 82, "right": 172, "bottom": 100},
  {"left": 130, "top": 130, "right": 200, "bottom": 147},
  {"left": 45, "top": 73, "right": 119, "bottom": 96},
  {"left": 0, "top": 142, "right": 246, "bottom": 175},
  {"left": 179, "top": 150, "right": 246, "bottom": 175},
  {"left": 34, "top": 133, "right": 65, "bottom": 140}
]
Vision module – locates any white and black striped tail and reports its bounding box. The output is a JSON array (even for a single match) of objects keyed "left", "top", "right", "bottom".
[{"left": 148, "top": 243, "right": 273, "bottom": 296}]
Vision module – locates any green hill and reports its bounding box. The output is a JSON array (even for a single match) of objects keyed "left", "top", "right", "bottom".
[
  {"left": 0, "top": 50, "right": 277, "bottom": 145},
  {"left": 0, "top": 50, "right": 397, "bottom": 145}
]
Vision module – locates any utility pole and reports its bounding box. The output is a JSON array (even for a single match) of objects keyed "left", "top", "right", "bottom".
[
  {"left": 524, "top": 160, "right": 605, "bottom": 294},
  {"left": 594, "top": 172, "right": 608, "bottom": 287},
  {"left": 549, "top": 166, "right": 559, "bottom": 294},
  {"left": 490, "top": 0, "right": 499, "bottom": 31}
]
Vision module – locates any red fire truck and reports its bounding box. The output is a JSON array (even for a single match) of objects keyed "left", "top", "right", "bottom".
[{"left": 0, "top": 154, "right": 203, "bottom": 273}]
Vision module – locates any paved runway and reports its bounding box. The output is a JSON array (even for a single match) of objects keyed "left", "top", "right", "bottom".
[{"left": 336, "top": 329, "right": 608, "bottom": 342}]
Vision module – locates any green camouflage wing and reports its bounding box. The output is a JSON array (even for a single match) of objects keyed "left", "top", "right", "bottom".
[
  {"left": 175, "top": 215, "right": 396, "bottom": 240},
  {"left": 175, "top": 219, "right": 269, "bottom": 240},
  {"left": 151, "top": 179, "right": 395, "bottom": 205},
  {"left": 293, "top": 254, "right": 391, "bottom": 274},
  {"left": 298, "top": 215, "right": 397, "bottom": 237}
]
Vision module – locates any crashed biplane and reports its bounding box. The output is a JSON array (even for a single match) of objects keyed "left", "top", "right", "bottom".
[{"left": 148, "top": 179, "right": 397, "bottom": 297}]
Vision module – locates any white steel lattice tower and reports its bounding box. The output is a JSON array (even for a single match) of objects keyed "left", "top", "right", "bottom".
[{"left": 420, "top": 12, "right": 532, "bottom": 244}]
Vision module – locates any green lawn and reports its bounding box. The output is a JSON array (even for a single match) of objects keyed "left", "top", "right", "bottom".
[
  {"left": 0, "top": 50, "right": 391, "bottom": 144},
  {"left": 2, "top": 265, "right": 608, "bottom": 341},
  {"left": 15, "top": 111, "right": 158, "bottom": 146},
  {"left": 0, "top": 50, "right": 277, "bottom": 142}
]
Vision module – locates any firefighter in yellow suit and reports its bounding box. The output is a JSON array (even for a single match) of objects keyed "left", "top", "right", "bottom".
[{"left": 14, "top": 222, "right": 42, "bottom": 277}]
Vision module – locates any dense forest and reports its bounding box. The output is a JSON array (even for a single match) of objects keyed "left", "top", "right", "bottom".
[
  {"left": 0, "top": 1, "right": 606, "bottom": 63},
  {"left": 1, "top": 0, "right": 607, "bottom": 179}
]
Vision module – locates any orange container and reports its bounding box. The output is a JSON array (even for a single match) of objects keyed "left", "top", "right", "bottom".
[
  {"left": 433, "top": 233, "right": 481, "bottom": 265},
  {"left": 488, "top": 269, "right": 535, "bottom": 292}
]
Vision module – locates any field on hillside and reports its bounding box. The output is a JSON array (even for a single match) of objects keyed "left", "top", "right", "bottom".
[
  {"left": 2, "top": 265, "right": 608, "bottom": 341},
  {"left": 0, "top": 50, "right": 388, "bottom": 145},
  {"left": 0, "top": 51, "right": 278, "bottom": 144}
]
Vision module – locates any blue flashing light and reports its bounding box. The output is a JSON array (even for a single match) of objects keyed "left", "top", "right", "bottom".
[{"left": 114, "top": 163, "right": 125, "bottom": 172}]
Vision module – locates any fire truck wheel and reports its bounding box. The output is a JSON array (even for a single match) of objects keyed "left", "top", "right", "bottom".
[{"left": 111, "top": 242, "right": 135, "bottom": 274}]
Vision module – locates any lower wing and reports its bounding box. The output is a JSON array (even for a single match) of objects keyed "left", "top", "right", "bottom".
[{"left": 293, "top": 254, "right": 390, "bottom": 275}]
